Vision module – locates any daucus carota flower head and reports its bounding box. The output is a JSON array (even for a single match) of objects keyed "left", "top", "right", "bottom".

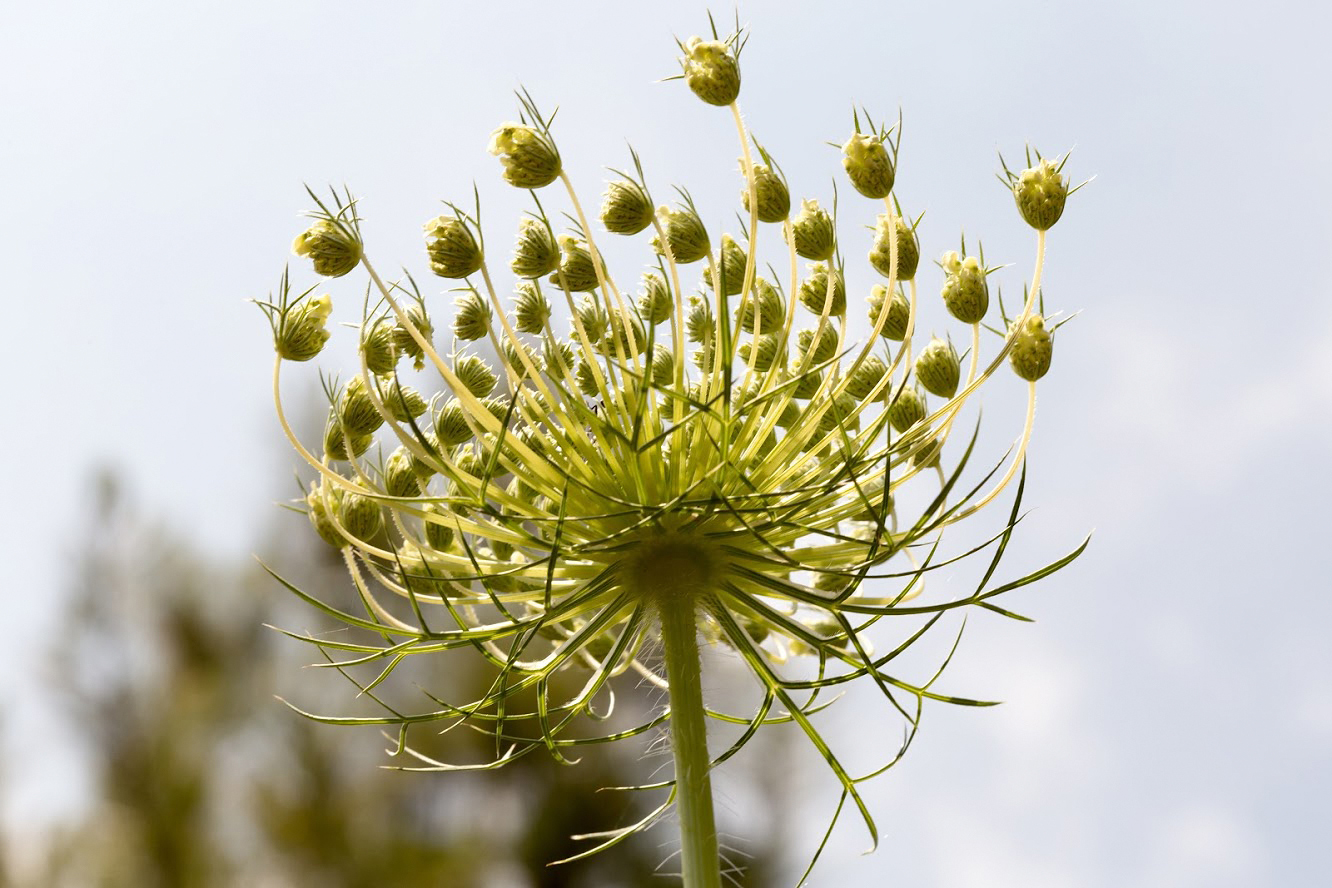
[{"left": 258, "top": 19, "right": 1086, "bottom": 884}]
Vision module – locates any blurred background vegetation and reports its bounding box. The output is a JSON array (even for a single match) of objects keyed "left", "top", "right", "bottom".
[{"left": 3, "top": 464, "right": 789, "bottom": 887}]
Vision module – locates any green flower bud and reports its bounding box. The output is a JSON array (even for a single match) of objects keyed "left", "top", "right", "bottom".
[
  {"left": 600, "top": 179, "right": 654, "bottom": 235},
  {"left": 737, "top": 277, "right": 785, "bottom": 332},
  {"left": 323, "top": 420, "right": 373, "bottom": 462},
  {"left": 680, "top": 36, "right": 740, "bottom": 106},
  {"left": 452, "top": 354, "right": 497, "bottom": 398},
  {"left": 887, "top": 385, "right": 927, "bottom": 432},
  {"left": 816, "top": 391, "right": 860, "bottom": 435},
  {"left": 549, "top": 236, "right": 603, "bottom": 293},
  {"left": 575, "top": 359, "right": 600, "bottom": 397},
  {"left": 453, "top": 442, "right": 486, "bottom": 478},
  {"left": 844, "top": 354, "right": 888, "bottom": 400},
  {"left": 488, "top": 122, "right": 561, "bottom": 189},
  {"left": 378, "top": 379, "right": 427, "bottom": 422},
  {"left": 691, "top": 341, "right": 718, "bottom": 374},
  {"left": 797, "top": 324, "right": 839, "bottom": 364},
  {"left": 510, "top": 217, "right": 560, "bottom": 279},
  {"left": 338, "top": 490, "right": 383, "bottom": 542},
  {"left": 914, "top": 337, "right": 960, "bottom": 399},
  {"left": 434, "top": 398, "right": 473, "bottom": 446},
  {"left": 360, "top": 317, "right": 398, "bottom": 375},
  {"left": 384, "top": 446, "right": 423, "bottom": 498},
  {"left": 306, "top": 480, "right": 344, "bottom": 548},
  {"left": 798, "top": 264, "right": 847, "bottom": 316},
  {"left": 868, "top": 284, "right": 910, "bottom": 341},
  {"left": 650, "top": 344, "right": 675, "bottom": 386},
  {"left": 572, "top": 296, "right": 608, "bottom": 344},
  {"left": 422, "top": 505, "right": 456, "bottom": 552},
  {"left": 868, "top": 214, "right": 920, "bottom": 281},
  {"left": 276, "top": 293, "right": 333, "bottom": 362},
  {"left": 638, "top": 271, "right": 673, "bottom": 325},
  {"left": 1009, "top": 314, "right": 1053, "bottom": 381},
  {"left": 940, "top": 252, "right": 989, "bottom": 324},
  {"left": 543, "top": 339, "right": 575, "bottom": 379},
  {"left": 705, "top": 234, "right": 748, "bottom": 296},
  {"left": 740, "top": 162, "right": 790, "bottom": 223},
  {"left": 685, "top": 296, "right": 714, "bottom": 343},
  {"left": 480, "top": 396, "right": 511, "bottom": 424},
  {"left": 513, "top": 282, "right": 551, "bottom": 334},
  {"left": 793, "top": 365, "right": 822, "bottom": 399},
  {"left": 606, "top": 310, "right": 646, "bottom": 354},
  {"left": 452, "top": 290, "right": 493, "bottom": 341},
  {"left": 502, "top": 339, "right": 534, "bottom": 380},
  {"left": 338, "top": 375, "right": 384, "bottom": 436},
  {"left": 739, "top": 333, "right": 782, "bottom": 372},
  {"left": 774, "top": 397, "right": 802, "bottom": 428},
  {"left": 293, "top": 219, "right": 362, "bottom": 278},
  {"left": 1012, "top": 157, "right": 1068, "bottom": 231},
  {"left": 912, "top": 436, "right": 942, "bottom": 469},
  {"left": 424, "top": 215, "right": 483, "bottom": 279},
  {"left": 393, "top": 303, "right": 433, "bottom": 371},
  {"left": 788, "top": 199, "right": 836, "bottom": 261},
  {"left": 842, "top": 132, "right": 896, "bottom": 199},
  {"left": 652, "top": 204, "right": 711, "bottom": 264}
]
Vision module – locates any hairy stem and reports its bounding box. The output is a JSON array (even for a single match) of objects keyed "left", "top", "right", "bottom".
[{"left": 659, "top": 593, "right": 721, "bottom": 888}]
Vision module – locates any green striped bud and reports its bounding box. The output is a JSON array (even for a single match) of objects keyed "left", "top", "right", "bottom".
[
  {"left": 306, "top": 480, "right": 344, "bottom": 548},
  {"left": 685, "top": 296, "right": 714, "bottom": 343},
  {"left": 384, "top": 446, "right": 423, "bottom": 498},
  {"left": 793, "top": 365, "right": 822, "bottom": 399},
  {"left": 844, "top": 354, "right": 888, "bottom": 400},
  {"left": 323, "top": 420, "right": 373, "bottom": 462},
  {"left": 739, "top": 333, "right": 782, "bottom": 372},
  {"left": 549, "top": 236, "right": 602, "bottom": 292},
  {"left": 737, "top": 277, "right": 785, "bottom": 333},
  {"left": 573, "top": 297, "right": 608, "bottom": 344},
  {"left": 638, "top": 271, "right": 672, "bottom": 325},
  {"left": 816, "top": 391, "right": 860, "bottom": 435},
  {"left": 788, "top": 199, "right": 836, "bottom": 261},
  {"left": 276, "top": 293, "right": 332, "bottom": 362},
  {"left": 680, "top": 36, "right": 741, "bottom": 106},
  {"left": 868, "top": 284, "right": 911, "bottom": 341},
  {"left": 338, "top": 490, "right": 382, "bottom": 542},
  {"left": 1009, "top": 314, "right": 1053, "bottom": 381},
  {"left": 606, "top": 310, "right": 646, "bottom": 354},
  {"left": 869, "top": 213, "right": 919, "bottom": 281},
  {"left": 915, "top": 337, "right": 960, "bottom": 399},
  {"left": 452, "top": 290, "right": 493, "bottom": 341},
  {"left": 842, "top": 132, "right": 896, "bottom": 199},
  {"left": 378, "top": 379, "right": 427, "bottom": 422},
  {"left": 652, "top": 204, "right": 710, "bottom": 264},
  {"left": 488, "top": 122, "right": 561, "bottom": 189},
  {"left": 650, "top": 344, "right": 675, "bottom": 386},
  {"left": 454, "top": 354, "right": 497, "bottom": 398},
  {"left": 393, "top": 303, "right": 433, "bottom": 372},
  {"left": 338, "top": 375, "right": 384, "bottom": 436},
  {"left": 600, "top": 179, "right": 654, "bottom": 235},
  {"left": 510, "top": 217, "right": 560, "bottom": 279},
  {"left": 940, "top": 252, "right": 989, "bottom": 324},
  {"left": 575, "top": 359, "right": 600, "bottom": 397},
  {"left": 424, "top": 215, "right": 483, "bottom": 279},
  {"left": 741, "top": 162, "right": 791, "bottom": 223},
  {"left": 293, "top": 219, "right": 362, "bottom": 278},
  {"left": 513, "top": 282, "right": 550, "bottom": 334},
  {"left": 798, "top": 264, "right": 846, "bottom": 317},
  {"left": 1012, "top": 157, "right": 1068, "bottom": 231},
  {"left": 453, "top": 442, "right": 486, "bottom": 478},
  {"left": 887, "top": 385, "right": 927, "bottom": 432},
  {"left": 705, "top": 234, "right": 748, "bottom": 295},
  {"left": 360, "top": 317, "right": 398, "bottom": 375},
  {"left": 797, "top": 325, "right": 839, "bottom": 364},
  {"left": 543, "top": 339, "right": 575, "bottom": 380},
  {"left": 434, "top": 398, "right": 473, "bottom": 446},
  {"left": 422, "top": 505, "right": 456, "bottom": 551}
]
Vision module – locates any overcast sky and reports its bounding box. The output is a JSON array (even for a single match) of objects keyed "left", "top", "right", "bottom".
[{"left": 4, "top": 0, "right": 1331, "bottom": 885}]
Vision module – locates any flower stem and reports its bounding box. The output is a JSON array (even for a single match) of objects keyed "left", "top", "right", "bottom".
[{"left": 659, "top": 593, "right": 721, "bottom": 888}]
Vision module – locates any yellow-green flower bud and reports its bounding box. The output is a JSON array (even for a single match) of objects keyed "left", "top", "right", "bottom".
[
  {"left": 912, "top": 436, "right": 942, "bottom": 468},
  {"left": 680, "top": 36, "right": 740, "bottom": 106},
  {"left": 573, "top": 296, "right": 608, "bottom": 344},
  {"left": 816, "top": 391, "right": 860, "bottom": 435},
  {"left": 575, "top": 359, "right": 600, "bottom": 397},
  {"left": 434, "top": 398, "right": 473, "bottom": 447},
  {"left": 793, "top": 365, "right": 822, "bottom": 399},
  {"left": 293, "top": 219, "right": 362, "bottom": 278},
  {"left": 379, "top": 379, "right": 427, "bottom": 422},
  {"left": 685, "top": 296, "right": 714, "bottom": 343},
  {"left": 393, "top": 303, "right": 433, "bottom": 371},
  {"left": 452, "top": 354, "right": 497, "bottom": 398},
  {"left": 452, "top": 291, "right": 493, "bottom": 341},
  {"left": 691, "top": 341, "right": 718, "bottom": 374},
  {"left": 887, "top": 385, "right": 927, "bottom": 432},
  {"left": 480, "top": 396, "right": 511, "bottom": 424},
  {"left": 549, "top": 236, "right": 603, "bottom": 293},
  {"left": 360, "top": 317, "right": 398, "bottom": 375},
  {"left": 638, "top": 271, "right": 672, "bottom": 325},
  {"left": 788, "top": 199, "right": 836, "bottom": 261},
  {"left": 739, "top": 333, "right": 782, "bottom": 372},
  {"left": 1012, "top": 158, "right": 1068, "bottom": 231},
  {"left": 1009, "top": 314, "right": 1053, "bottom": 381},
  {"left": 453, "top": 442, "right": 486, "bottom": 478},
  {"left": 798, "top": 325, "right": 839, "bottom": 364},
  {"left": 600, "top": 179, "right": 654, "bottom": 235},
  {"left": 740, "top": 162, "right": 790, "bottom": 223},
  {"left": 940, "top": 252, "right": 989, "bottom": 324},
  {"left": 844, "top": 354, "right": 888, "bottom": 400},
  {"left": 510, "top": 217, "right": 560, "bottom": 279},
  {"left": 338, "top": 375, "right": 384, "bottom": 436},
  {"left": 338, "top": 490, "right": 382, "bottom": 542},
  {"left": 607, "top": 310, "right": 646, "bottom": 354},
  {"left": 842, "top": 132, "right": 896, "bottom": 199},
  {"left": 276, "top": 293, "right": 333, "bottom": 362},
  {"left": 488, "top": 122, "right": 561, "bottom": 189},
  {"left": 914, "top": 337, "right": 960, "bottom": 399},
  {"left": 543, "top": 339, "right": 575, "bottom": 379},
  {"left": 306, "top": 480, "right": 344, "bottom": 548},
  {"left": 652, "top": 204, "right": 710, "bottom": 264},
  {"left": 513, "top": 282, "right": 550, "bottom": 334},
  {"left": 384, "top": 446, "right": 423, "bottom": 498},
  {"left": 868, "top": 284, "right": 910, "bottom": 341},
  {"left": 424, "top": 215, "right": 483, "bottom": 279},
  {"left": 798, "top": 264, "right": 846, "bottom": 316},
  {"left": 705, "top": 234, "right": 748, "bottom": 295},
  {"left": 869, "top": 214, "right": 919, "bottom": 281},
  {"left": 775, "top": 397, "right": 801, "bottom": 428},
  {"left": 737, "top": 277, "right": 785, "bottom": 332},
  {"left": 323, "top": 420, "right": 373, "bottom": 462},
  {"left": 650, "top": 344, "right": 674, "bottom": 386},
  {"left": 423, "top": 505, "right": 456, "bottom": 551}
]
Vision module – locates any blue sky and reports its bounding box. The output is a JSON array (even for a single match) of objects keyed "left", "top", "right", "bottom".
[{"left": 4, "top": 0, "right": 1330, "bottom": 884}]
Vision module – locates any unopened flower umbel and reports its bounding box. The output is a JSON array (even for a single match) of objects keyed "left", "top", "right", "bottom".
[{"left": 257, "top": 20, "right": 1086, "bottom": 888}]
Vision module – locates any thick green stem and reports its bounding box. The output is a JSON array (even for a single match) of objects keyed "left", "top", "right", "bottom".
[{"left": 659, "top": 593, "right": 722, "bottom": 888}]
